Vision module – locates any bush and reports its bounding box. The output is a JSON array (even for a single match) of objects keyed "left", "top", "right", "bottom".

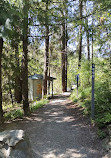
[
  {"left": 4, "top": 99, "right": 48, "bottom": 121},
  {"left": 70, "top": 59, "right": 111, "bottom": 128},
  {"left": 30, "top": 99, "right": 48, "bottom": 112},
  {"left": 4, "top": 109, "right": 23, "bottom": 120}
]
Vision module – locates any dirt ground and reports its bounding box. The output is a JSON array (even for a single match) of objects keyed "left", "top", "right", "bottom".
[{"left": 1, "top": 92, "right": 108, "bottom": 158}]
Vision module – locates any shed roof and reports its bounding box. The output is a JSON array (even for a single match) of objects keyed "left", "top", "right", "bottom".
[
  {"left": 29, "top": 74, "right": 43, "bottom": 80},
  {"left": 29, "top": 74, "right": 56, "bottom": 81}
]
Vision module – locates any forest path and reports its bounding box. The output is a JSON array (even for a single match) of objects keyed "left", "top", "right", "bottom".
[{"left": 3, "top": 92, "right": 107, "bottom": 158}]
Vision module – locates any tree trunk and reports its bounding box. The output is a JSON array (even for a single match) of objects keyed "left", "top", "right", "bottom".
[
  {"left": 48, "top": 66, "right": 50, "bottom": 95},
  {"left": 85, "top": 2, "right": 90, "bottom": 61},
  {"left": 7, "top": 75, "right": 14, "bottom": 105},
  {"left": 43, "top": 2, "right": 49, "bottom": 95},
  {"left": 65, "top": 48, "right": 67, "bottom": 92},
  {"left": 65, "top": 23, "right": 68, "bottom": 92},
  {"left": 22, "top": 0, "right": 30, "bottom": 115},
  {"left": 78, "top": 0, "right": 83, "bottom": 67},
  {"left": 61, "top": 22, "right": 66, "bottom": 92},
  {"left": 92, "top": 16, "right": 94, "bottom": 63},
  {"left": 0, "top": 38, "right": 4, "bottom": 123},
  {"left": 15, "top": 46, "right": 22, "bottom": 103},
  {"left": 86, "top": 18, "right": 90, "bottom": 60},
  {"left": 87, "top": 28, "right": 90, "bottom": 61}
]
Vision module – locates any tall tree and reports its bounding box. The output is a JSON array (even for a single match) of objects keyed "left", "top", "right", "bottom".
[
  {"left": 14, "top": 44, "right": 22, "bottom": 103},
  {"left": 61, "top": 18, "right": 66, "bottom": 92},
  {"left": 10, "top": 7, "right": 23, "bottom": 103},
  {"left": 61, "top": 21, "right": 68, "bottom": 92},
  {"left": 22, "top": 0, "right": 30, "bottom": 115},
  {"left": 65, "top": 25, "right": 68, "bottom": 92},
  {"left": 85, "top": 2, "right": 90, "bottom": 61},
  {"left": 78, "top": 0, "right": 83, "bottom": 67},
  {"left": 65, "top": 4, "right": 68, "bottom": 92},
  {"left": 43, "top": 0, "right": 49, "bottom": 95},
  {"left": 61, "top": 0, "right": 68, "bottom": 92},
  {"left": 0, "top": 38, "right": 4, "bottom": 123},
  {"left": 0, "top": 0, "right": 12, "bottom": 123}
]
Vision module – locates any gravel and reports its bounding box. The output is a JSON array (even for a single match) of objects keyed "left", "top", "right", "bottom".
[{"left": 2, "top": 92, "right": 108, "bottom": 158}]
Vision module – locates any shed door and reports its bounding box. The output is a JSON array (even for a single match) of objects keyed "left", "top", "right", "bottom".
[{"left": 37, "top": 83, "right": 42, "bottom": 95}]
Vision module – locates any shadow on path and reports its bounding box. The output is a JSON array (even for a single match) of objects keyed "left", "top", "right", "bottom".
[{"left": 2, "top": 92, "right": 107, "bottom": 158}]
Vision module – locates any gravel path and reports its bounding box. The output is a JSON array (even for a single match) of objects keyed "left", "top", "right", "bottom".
[{"left": 2, "top": 92, "right": 107, "bottom": 158}]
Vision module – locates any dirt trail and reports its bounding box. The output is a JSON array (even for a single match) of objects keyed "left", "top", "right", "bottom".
[{"left": 2, "top": 92, "right": 107, "bottom": 158}]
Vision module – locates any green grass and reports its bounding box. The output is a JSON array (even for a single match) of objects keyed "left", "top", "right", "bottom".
[
  {"left": 30, "top": 99, "right": 48, "bottom": 112},
  {"left": 97, "top": 129, "right": 107, "bottom": 139},
  {"left": 70, "top": 83, "right": 111, "bottom": 128},
  {"left": 4, "top": 109, "right": 23, "bottom": 120},
  {"left": 3, "top": 102, "right": 21, "bottom": 111},
  {"left": 4, "top": 99, "right": 48, "bottom": 121}
]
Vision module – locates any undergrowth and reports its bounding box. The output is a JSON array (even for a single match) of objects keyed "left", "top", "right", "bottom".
[
  {"left": 4, "top": 99, "right": 48, "bottom": 121},
  {"left": 70, "top": 59, "right": 111, "bottom": 130}
]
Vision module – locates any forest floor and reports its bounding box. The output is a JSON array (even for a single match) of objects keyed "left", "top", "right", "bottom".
[{"left": 1, "top": 92, "right": 108, "bottom": 158}]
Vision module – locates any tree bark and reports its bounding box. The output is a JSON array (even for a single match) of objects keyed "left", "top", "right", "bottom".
[
  {"left": 65, "top": 23, "right": 68, "bottom": 92},
  {"left": 15, "top": 46, "right": 22, "bottom": 103},
  {"left": 22, "top": 0, "right": 30, "bottom": 115},
  {"left": 87, "top": 28, "right": 90, "bottom": 61},
  {"left": 92, "top": 16, "right": 94, "bottom": 63},
  {"left": 78, "top": 0, "right": 83, "bottom": 67},
  {"left": 0, "top": 38, "right": 4, "bottom": 123},
  {"left": 85, "top": 2, "right": 90, "bottom": 61},
  {"left": 43, "top": 2, "right": 49, "bottom": 95},
  {"left": 48, "top": 66, "right": 50, "bottom": 95},
  {"left": 86, "top": 18, "right": 90, "bottom": 60},
  {"left": 61, "top": 22, "right": 66, "bottom": 92}
]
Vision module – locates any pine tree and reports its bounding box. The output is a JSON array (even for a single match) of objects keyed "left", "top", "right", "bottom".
[
  {"left": 78, "top": 0, "right": 83, "bottom": 67},
  {"left": 22, "top": 0, "right": 30, "bottom": 115},
  {"left": 0, "top": 38, "right": 4, "bottom": 123},
  {"left": 43, "top": 1, "right": 50, "bottom": 95}
]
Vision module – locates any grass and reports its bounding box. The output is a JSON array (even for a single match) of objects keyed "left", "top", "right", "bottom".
[
  {"left": 4, "top": 109, "right": 23, "bottom": 120},
  {"left": 70, "top": 84, "right": 111, "bottom": 128},
  {"left": 30, "top": 99, "right": 48, "bottom": 112},
  {"left": 3, "top": 102, "right": 21, "bottom": 111},
  {"left": 4, "top": 99, "right": 48, "bottom": 121},
  {"left": 97, "top": 129, "right": 107, "bottom": 139}
]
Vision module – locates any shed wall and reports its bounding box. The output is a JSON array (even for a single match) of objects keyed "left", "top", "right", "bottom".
[{"left": 28, "top": 79, "right": 33, "bottom": 101}]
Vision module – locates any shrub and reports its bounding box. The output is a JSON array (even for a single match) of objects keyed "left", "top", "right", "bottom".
[
  {"left": 30, "top": 99, "right": 48, "bottom": 112},
  {"left": 70, "top": 58, "right": 111, "bottom": 128},
  {"left": 4, "top": 109, "right": 23, "bottom": 120}
]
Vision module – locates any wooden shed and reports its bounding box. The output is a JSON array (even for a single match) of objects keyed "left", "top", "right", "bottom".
[{"left": 28, "top": 74, "right": 56, "bottom": 101}]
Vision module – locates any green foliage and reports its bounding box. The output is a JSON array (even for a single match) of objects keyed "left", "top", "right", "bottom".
[
  {"left": 30, "top": 99, "right": 48, "bottom": 112},
  {"left": 4, "top": 109, "right": 23, "bottom": 120},
  {"left": 4, "top": 99, "right": 48, "bottom": 121},
  {"left": 3, "top": 103, "right": 20, "bottom": 111},
  {"left": 71, "top": 58, "right": 111, "bottom": 128},
  {"left": 97, "top": 129, "right": 107, "bottom": 139}
]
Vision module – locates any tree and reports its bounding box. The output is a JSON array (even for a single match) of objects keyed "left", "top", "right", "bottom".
[
  {"left": 0, "top": 38, "right": 3, "bottom": 123},
  {"left": 61, "top": 17, "right": 66, "bottom": 92},
  {"left": 85, "top": 1, "right": 90, "bottom": 61},
  {"left": 61, "top": 1, "right": 68, "bottom": 92},
  {"left": 10, "top": 16, "right": 22, "bottom": 103},
  {"left": 65, "top": 23, "right": 68, "bottom": 92},
  {"left": 78, "top": 0, "right": 83, "bottom": 67},
  {"left": 0, "top": 0, "right": 12, "bottom": 123},
  {"left": 43, "top": 1, "right": 50, "bottom": 95},
  {"left": 14, "top": 44, "right": 22, "bottom": 103},
  {"left": 22, "top": 0, "right": 30, "bottom": 115}
]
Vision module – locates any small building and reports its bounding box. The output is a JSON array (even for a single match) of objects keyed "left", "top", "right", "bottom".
[{"left": 28, "top": 74, "right": 56, "bottom": 101}]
